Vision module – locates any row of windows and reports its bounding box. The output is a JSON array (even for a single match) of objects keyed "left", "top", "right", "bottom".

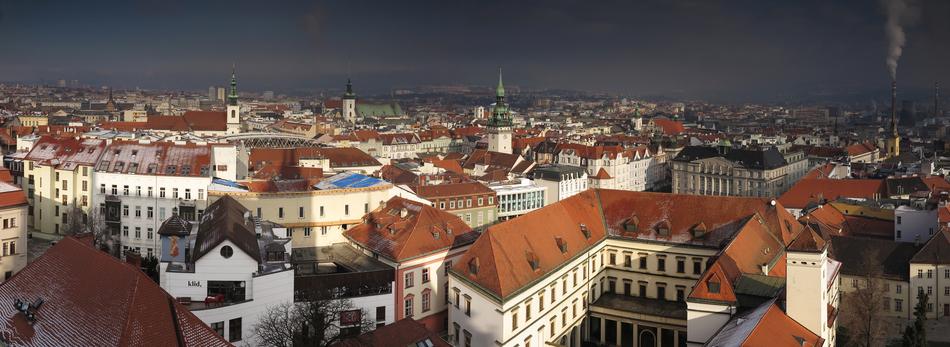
[
  {"left": 122, "top": 226, "right": 154, "bottom": 240},
  {"left": 210, "top": 317, "right": 242, "bottom": 343},
  {"left": 101, "top": 184, "right": 203, "bottom": 200},
  {"left": 1, "top": 217, "right": 17, "bottom": 229},
  {"left": 915, "top": 269, "right": 950, "bottom": 279},
  {"left": 605, "top": 250, "right": 704, "bottom": 276},
  {"left": 434, "top": 195, "right": 495, "bottom": 210},
  {"left": 266, "top": 203, "right": 368, "bottom": 220}
]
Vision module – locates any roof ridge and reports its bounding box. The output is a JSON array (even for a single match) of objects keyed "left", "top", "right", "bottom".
[{"left": 117, "top": 270, "right": 141, "bottom": 346}]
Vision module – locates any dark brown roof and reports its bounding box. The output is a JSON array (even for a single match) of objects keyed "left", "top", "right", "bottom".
[
  {"left": 333, "top": 318, "right": 449, "bottom": 347},
  {"left": 158, "top": 214, "right": 192, "bottom": 236},
  {"left": 912, "top": 229, "right": 950, "bottom": 264},
  {"left": 193, "top": 195, "right": 261, "bottom": 263},
  {"left": 787, "top": 225, "right": 826, "bottom": 252},
  {"left": 0, "top": 237, "right": 230, "bottom": 346}
]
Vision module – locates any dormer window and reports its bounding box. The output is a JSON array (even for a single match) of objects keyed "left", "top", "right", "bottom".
[
  {"left": 580, "top": 223, "right": 591, "bottom": 239},
  {"left": 623, "top": 216, "right": 639, "bottom": 232},
  {"left": 707, "top": 279, "right": 720, "bottom": 294},
  {"left": 692, "top": 222, "right": 707, "bottom": 238},
  {"left": 468, "top": 258, "right": 479, "bottom": 275},
  {"left": 555, "top": 237, "right": 568, "bottom": 254},
  {"left": 526, "top": 250, "right": 540, "bottom": 271},
  {"left": 656, "top": 220, "right": 671, "bottom": 237}
]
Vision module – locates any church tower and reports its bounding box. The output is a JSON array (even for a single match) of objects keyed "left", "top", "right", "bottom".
[
  {"left": 487, "top": 69, "right": 512, "bottom": 154},
  {"left": 343, "top": 79, "right": 358, "bottom": 124},
  {"left": 884, "top": 81, "right": 900, "bottom": 158},
  {"left": 226, "top": 66, "right": 241, "bottom": 134}
]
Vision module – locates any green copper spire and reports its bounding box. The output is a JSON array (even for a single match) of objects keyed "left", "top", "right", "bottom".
[
  {"left": 489, "top": 67, "right": 512, "bottom": 127},
  {"left": 496, "top": 68, "right": 505, "bottom": 98},
  {"left": 228, "top": 64, "right": 238, "bottom": 106}
]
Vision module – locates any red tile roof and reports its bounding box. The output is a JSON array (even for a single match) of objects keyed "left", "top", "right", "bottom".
[
  {"left": 0, "top": 237, "right": 230, "bottom": 346},
  {"left": 345, "top": 197, "right": 477, "bottom": 262},
  {"left": 845, "top": 142, "right": 878, "bottom": 156},
  {"left": 740, "top": 302, "right": 823, "bottom": 347},
  {"left": 414, "top": 182, "right": 495, "bottom": 199},
  {"left": 0, "top": 168, "right": 13, "bottom": 184},
  {"left": 24, "top": 136, "right": 107, "bottom": 171},
  {"left": 453, "top": 190, "right": 800, "bottom": 299},
  {"left": 249, "top": 147, "right": 380, "bottom": 171},
  {"left": 95, "top": 140, "right": 213, "bottom": 177},
  {"left": 651, "top": 118, "right": 685, "bottom": 135},
  {"left": 778, "top": 178, "right": 885, "bottom": 209},
  {"left": 0, "top": 181, "right": 27, "bottom": 209}
]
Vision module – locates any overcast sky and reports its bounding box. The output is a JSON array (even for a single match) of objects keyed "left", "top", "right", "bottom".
[{"left": 0, "top": 0, "right": 947, "bottom": 101}]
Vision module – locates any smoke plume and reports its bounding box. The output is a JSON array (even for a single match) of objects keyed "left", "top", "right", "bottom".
[{"left": 882, "top": 0, "right": 913, "bottom": 81}]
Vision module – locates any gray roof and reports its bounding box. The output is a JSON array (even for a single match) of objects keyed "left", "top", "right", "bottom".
[
  {"left": 531, "top": 164, "right": 587, "bottom": 181},
  {"left": 673, "top": 146, "right": 788, "bottom": 170},
  {"left": 829, "top": 235, "right": 919, "bottom": 280}
]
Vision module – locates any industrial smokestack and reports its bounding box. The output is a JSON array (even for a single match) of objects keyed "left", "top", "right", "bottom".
[
  {"left": 891, "top": 80, "right": 898, "bottom": 134},
  {"left": 936, "top": 82, "right": 941, "bottom": 118}
]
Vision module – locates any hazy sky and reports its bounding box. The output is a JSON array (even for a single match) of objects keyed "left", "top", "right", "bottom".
[{"left": 0, "top": 0, "right": 948, "bottom": 101}]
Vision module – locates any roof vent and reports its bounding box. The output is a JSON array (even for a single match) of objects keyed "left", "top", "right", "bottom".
[
  {"left": 400, "top": 208, "right": 409, "bottom": 218},
  {"left": 13, "top": 297, "right": 44, "bottom": 324}
]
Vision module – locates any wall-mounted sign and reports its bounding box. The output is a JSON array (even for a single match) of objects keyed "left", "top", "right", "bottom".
[
  {"left": 187, "top": 280, "right": 202, "bottom": 287},
  {"left": 340, "top": 309, "right": 361, "bottom": 326}
]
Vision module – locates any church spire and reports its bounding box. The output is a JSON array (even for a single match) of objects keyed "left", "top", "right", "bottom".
[
  {"left": 496, "top": 67, "right": 505, "bottom": 98},
  {"left": 344, "top": 78, "right": 356, "bottom": 100},
  {"left": 489, "top": 67, "right": 511, "bottom": 127},
  {"left": 228, "top": 64, "right": 238, "bottom": 106}
]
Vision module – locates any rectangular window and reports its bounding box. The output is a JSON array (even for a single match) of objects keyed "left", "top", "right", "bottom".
[
  {"left": 147, "top": 186, "right": 153, "bottom": 197},
  {"left": 159, "top": 188, "right": 166, "bottom": 198},
  {"left": 896, "top": 299, "right": 903, "bottom": 312},
  {"left": 228, "top": 318, "right": 242, "bottom": 342},
  {"left": 278, "top": 208, "right": 284, "bottom": 219},
  {"left": 512, "top": 312, "right": 519, "bottom": 330},
  {"left": 676, "top": 259, "right": 685, "bottom": 273},
  {"left": 299, "top": 207, "right": 304, "bottom": 218},
  {"left": 211, "top": 322, "right": 224, "bottom": 337},
  {"left": 172, "top": 188, "right": 178, "bottom": 199},
  {"left": 422, "top": 268, "right": 430, "bottom": 283},
  {"left": 345, "top": 205, "right": 349, "bottom": 215},
  {"left": 404, "top": 297, "right": 413, "bottom": 317},
  {"left": 147, "top": 207, "right": 154, "bottom": 219},
  {"left": 376, "top": 306, "right": 386, "bottom": 322},
  {"left": 657, "top": 257, "right": 666, "bottom": 272},
  {"left": 639, "top": 256, "right": 647, "bottom": 269},
  {"left": 405, "top": 272, "right": 414, "bottom": 288},
  {"left": 422, "top": 292, "right": 431, "bottom": 312},
  {"left": 185, "top": 189, "right": 191, "bottom": 200},
  {"left": 320, "top": 206, "right": 325, "bottom": 217}
]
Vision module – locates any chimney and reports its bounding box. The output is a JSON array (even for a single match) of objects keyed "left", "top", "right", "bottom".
[
  {"left": 936, "top": 82, "right": 941, "bottom": 118},
  {"left": 891, "top": 80, "right": 898, "bottom": 135}
]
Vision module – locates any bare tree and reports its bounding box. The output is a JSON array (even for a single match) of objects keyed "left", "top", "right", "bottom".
[
  {"left": 61, "top": 205, "right": 117, "bottom": 256},
  {"left": 839, "top": 250, "right": 890, "bottom": 347},
  {"left": 253, "top": 297, "right": 374, "bottom": 347}
]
